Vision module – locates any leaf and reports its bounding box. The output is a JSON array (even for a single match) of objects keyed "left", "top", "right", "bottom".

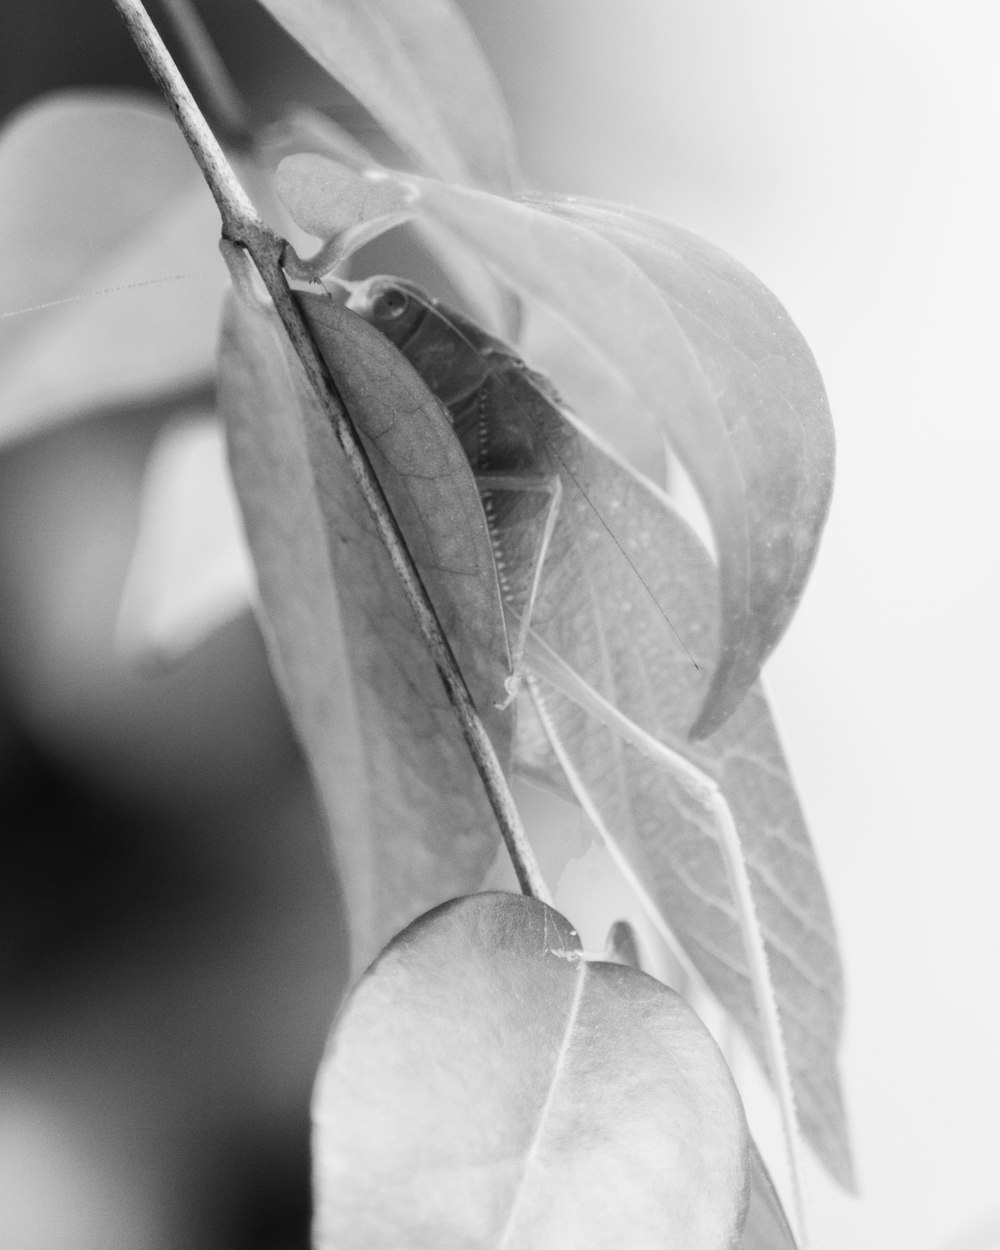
[
  {"left": 115, "top": 415, "right": 257, "bottom": 666},
  {"left": 255, "top": 0, "right": 518, "bottom": 190},
  {"left": 0, "top": 92, "right": 228, "bottom": 447},
  {"left": 517, "top": 428, "right": 852, "bottom": 1188},
  {"left": 740, "top": 1144, "right": 799, "bottom": 1250},
  {"left": 312, "top": 891, "right": 750, "bottom": 1249},
  {"left": 525, "top": 196, "right": 835, "bottom": 738},
  {"left": 218, "top": 283, "right": 513, "bottom": 974},
  {"left": 276, "top": 155, "right": 787, "bottom": 737}
]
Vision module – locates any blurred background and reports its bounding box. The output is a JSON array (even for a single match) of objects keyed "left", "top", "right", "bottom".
[{"left": 1, "top": 1, "right": 998, "bottom": 1247}]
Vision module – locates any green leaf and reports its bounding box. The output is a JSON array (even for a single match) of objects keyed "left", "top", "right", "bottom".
[
  {"left": 0, "top": 92, "right": 227, "bottom": 447},
  {"left": 217, "top": 285, "right": 512, "bottom": 974},
  {"left": 313, "top": 891, "right": 750, "bottom": 1249},
  {"left": 525, "top": 197, "right": 835, "bottom": 738},
  {"left": 255, "top": 0, "right": 518, "bottom": 190}
]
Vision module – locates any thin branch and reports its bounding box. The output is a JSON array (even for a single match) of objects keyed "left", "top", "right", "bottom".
[{"left": 110, "top": 0, "right": 549, "bottom": 905}]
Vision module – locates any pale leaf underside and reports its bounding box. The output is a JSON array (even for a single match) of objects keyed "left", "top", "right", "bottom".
[{"left": 313, "top": 892, "right": 749, "bottom": 1249}]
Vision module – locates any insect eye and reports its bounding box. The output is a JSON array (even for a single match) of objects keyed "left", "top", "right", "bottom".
[{"left": 372, "top": 286, "right": 409, "bottom": 321}]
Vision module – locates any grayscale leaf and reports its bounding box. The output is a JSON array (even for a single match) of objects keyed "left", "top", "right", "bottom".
[
  {"left": 313, "top": 891, "right": 750, "bottom": 1249},
  {"left": 256, "top": 0, "right": 518, "bottom": 190},
  {"left": 218, "top": 287, "right": 512, "bottom": 974},
  {"left": 0, "top": 93, "right": 227, "bottom": 447},
  {"left": 525, "top": 196, "right": 835, "bottom": 738},
  {"left": 115, "top": 415, "right": 256, "bottom": 666},
  {"left": 518, "top": 423, "right": 852, "bottom": 1188},
  {"left": 602, "top": 918, "right": 643, "bottom": 969},
  {"left": 740, "top": 1143, "right": 799, "bottom": 1249}
]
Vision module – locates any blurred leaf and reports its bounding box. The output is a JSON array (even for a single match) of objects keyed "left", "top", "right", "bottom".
[
  {"left": 740, "top": 1143, "right": 799, "bottom": 1249},
  {"left": 218, "top": 285, "right": 512, "bottom": 973},
  {"left": 525, "top": 197, "right": 835, "bottom": 737},
  {"left": 0, "top": 92, "right": 227, "bottom": 447},
  {"left": 602, "top": 918, "right": 643, "bottom": 968},
  {"left": 518, "top": 430, "right": 851, "bottom": 1187},
  {"left": 255, "top": 0, "right": 518, "bottom": 190},
  {"left": 115, "top": 415, "right": 256, "bottom": 667},
  {"left": 313, "top": 891, "right": 749, "bottom": 1249}
]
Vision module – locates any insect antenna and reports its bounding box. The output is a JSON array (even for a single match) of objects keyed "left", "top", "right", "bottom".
[{"left": 0, "top": 271, "right": 211, "bottom": 321}]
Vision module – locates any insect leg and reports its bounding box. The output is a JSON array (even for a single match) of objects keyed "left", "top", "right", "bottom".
[{"left": 473, "top": 470, "right": 563, "bottom": 709}]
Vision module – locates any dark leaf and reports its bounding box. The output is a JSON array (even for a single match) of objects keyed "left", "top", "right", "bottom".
[
  {"left": 313, "top": 891, "right": 750, "bottom": 1249},
  {"left": 218, "top": 284, "right": 512, "bottom": 973}
]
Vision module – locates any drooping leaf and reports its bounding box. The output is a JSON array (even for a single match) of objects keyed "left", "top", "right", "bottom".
[
  {"left": 255, "top": 0, "right": 518, "bottom": 190},
  {"left": 312, "top": 891, "right": 750, "bottom": 1249},
  {"left": 516, "top": 428, "right": 852, "bottom": 1188},
  {"left": 0, "top": 92, "right": 227, "bottom": 447},
  {"left": 524, "top": 196, "right": 835, "bottom": 737},
  {"left": 218, "top": 282, "right": 512, "bottom": 974},
  {"left": 115, "top": 415, "right": 257, "bottom": 666}
]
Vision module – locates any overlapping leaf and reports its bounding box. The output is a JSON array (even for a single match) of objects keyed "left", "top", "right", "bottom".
[
  {"left": 277, "top": 154, "right": 833, "bottom": 737},
  {"left": 313, "top": 891, "right": 749, "bottom": 1248},
  {"left": 0, "top": 93, "right": 227, "bottom": 447},
  {"left": 255, "top": 0, "right": 518, "bottom": 190},
  {"left": 513, "top": 419, "right": 851, "bottom": 1187},
  {"left": 115, "top": 416, "right": 257, "bottom": 665},
  {"left": 218, "top": 283, "right": 512, "bottom": 974},
  {"left": 525, "top": 196, "right": 835, "bottom": 737}
]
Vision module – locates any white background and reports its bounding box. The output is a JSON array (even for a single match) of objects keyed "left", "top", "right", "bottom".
[{"left": 463, "top": 2, "right": 1000, "bottom": 1246}]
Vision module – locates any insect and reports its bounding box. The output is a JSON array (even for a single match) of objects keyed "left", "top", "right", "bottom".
[{"left": 345, "top": 276, "right": 702, "bottom": 705}]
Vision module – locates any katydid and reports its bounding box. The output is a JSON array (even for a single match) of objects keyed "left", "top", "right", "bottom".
[{"left": 345, "top": 275, "right": 699, "bottom": 706}]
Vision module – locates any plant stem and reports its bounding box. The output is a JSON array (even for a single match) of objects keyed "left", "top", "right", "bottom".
[{"left": 110, "top": 0, "right": 549, "bottom": 906}]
